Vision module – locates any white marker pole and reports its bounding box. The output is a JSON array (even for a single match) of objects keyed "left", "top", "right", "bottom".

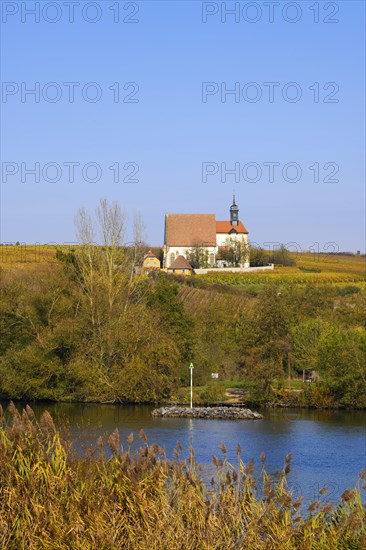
[{"left": 189, "top": 363, "right": 194, "bottom": 409}]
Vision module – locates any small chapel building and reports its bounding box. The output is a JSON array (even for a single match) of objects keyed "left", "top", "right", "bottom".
[{"left": 163, "top": 198, "right": 249, "bottom": 269}]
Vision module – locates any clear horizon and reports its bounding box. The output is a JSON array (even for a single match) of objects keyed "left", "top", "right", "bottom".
[{"left": 1, "top": 1, "right": 365, "bottom": 253}]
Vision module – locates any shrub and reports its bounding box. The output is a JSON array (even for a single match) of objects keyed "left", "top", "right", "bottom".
[
  {"left": 270, "top": 245, "right": 297, "bottom": 266},
  {"left": 299, "top": 266, "right": 322, "bottom": 273},
  {"left": 337, "top": 285, "right": 361, "bottom": 296},
  {"left": 196, "top": 382, "right": 227, "bottom": 403}
]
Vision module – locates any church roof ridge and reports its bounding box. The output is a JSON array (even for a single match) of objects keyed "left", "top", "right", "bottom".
[
  {"left": 216, "top": 220, "right": 248, "bottom": 234},
  {"left": 169, "top": 255, "right": 193, "bottom": 270},
  {"left": 165, "top": 214, "right": 217, "bottom": 247}
]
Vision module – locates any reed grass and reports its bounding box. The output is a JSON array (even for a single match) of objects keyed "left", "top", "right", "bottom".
[{"left": 0, "top": 402, "right": 365, "bottom": 549}]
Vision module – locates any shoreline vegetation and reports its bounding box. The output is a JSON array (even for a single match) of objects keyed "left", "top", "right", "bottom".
[
  {"left": 0, "top": 403, "right": 365, "bottom": 549},
  {"left": 2, "top": 397, "right": 366, "bottom": 411},
  {"left": 166, "top": 380, "right": 366, "bottom": 411},
  {"left": 2, "top": 398, "right": 366, "bottom": 414},
  {"left": 0, "top": 208, "right": 365, "bottom": 409}
]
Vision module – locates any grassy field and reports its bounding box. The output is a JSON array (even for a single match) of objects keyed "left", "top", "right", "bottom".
[
  {"left": 1, "top": 246, "right": 364, "bottom": 267},
  {"left": 199, "top": 253, "right": 366, "bottom": 287},
  {"left": 1, "top": 244, "right": 365, "bottom": 294},
  {"left": 0, "top": 243, "right": 59, "bottom": 262}
]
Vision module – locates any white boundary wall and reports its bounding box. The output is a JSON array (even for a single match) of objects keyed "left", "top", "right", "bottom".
[{"left": 194, "top": 265, "right": 274, "bottom": 275}]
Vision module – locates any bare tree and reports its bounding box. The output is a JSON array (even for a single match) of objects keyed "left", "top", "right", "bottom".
[
  {"left": 133, "top": 211, "right": 146, "bottom": 248},
  {"left": 74, "top": 207, "right": 99, "bottom": 327},
  {"left": 75, "top": 207, "right": 95, "bottom": 245},
  {"left": 123, "top": 212, "right": 148, "bottom": 313},
  {"left": 131, "top": 212, "right": 147, "bottom": 272},
  {"left": 96, "top": 198, "right": 126, "bottom": 248},
  {"left": 96, "top": 199, "right": 127, "bottom": 313},
  {"left": 74, "top": 198, "right": 149, "bottom": 323}
]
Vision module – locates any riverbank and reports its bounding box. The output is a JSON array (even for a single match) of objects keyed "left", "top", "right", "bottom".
[
  {"left": 1, "top": 395, "right": 366, "bottom": 411},
  {"left": 152, "top": 405, "right": 263, "bottom": 419},
  {"left": 1, "top": 404, "right": 365, "bottom": 549},
  {"left": 171, "top": 381, "right": 366, "bottom": 410}
]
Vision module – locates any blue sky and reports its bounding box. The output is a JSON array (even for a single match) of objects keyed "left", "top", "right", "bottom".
[{"left": 1, "top": 0, "right": 365, "bottom": 252}]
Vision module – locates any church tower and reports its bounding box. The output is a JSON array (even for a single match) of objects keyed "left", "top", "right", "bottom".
[{"left": 230, "top": 196, "right": 239, "bottom": 226}]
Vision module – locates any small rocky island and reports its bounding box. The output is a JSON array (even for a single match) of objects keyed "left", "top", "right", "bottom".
[{"left": 152, "top": 406, "right": 263, "bottom": 420}]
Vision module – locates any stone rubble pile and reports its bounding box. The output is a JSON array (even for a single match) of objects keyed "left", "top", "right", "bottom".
[{"left": 152, "top": 406, "right": 263, "bottom": 420}]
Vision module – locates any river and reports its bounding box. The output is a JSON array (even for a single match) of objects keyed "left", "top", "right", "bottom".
[{"left": 2, "top": 402, "right": 365, "bottom": 506}]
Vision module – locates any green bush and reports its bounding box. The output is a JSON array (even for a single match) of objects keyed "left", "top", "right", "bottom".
[{"left": 338, "top": 285, "right": 361, "bottom": 296}]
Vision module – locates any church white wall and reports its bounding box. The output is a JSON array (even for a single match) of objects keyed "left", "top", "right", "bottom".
[
  {"left": 194, "top": 265, "right": 274, "bottom": 275},
  {"left": 164, "top": 235, "right": 250, "bottom": 268},
  {"left": 163, "top": 245, "right": 217, "bottom": 268}
]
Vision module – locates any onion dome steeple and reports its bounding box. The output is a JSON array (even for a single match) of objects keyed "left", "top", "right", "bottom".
[{"left": 230, "top": 195, "right": 239, "bottom": 226}]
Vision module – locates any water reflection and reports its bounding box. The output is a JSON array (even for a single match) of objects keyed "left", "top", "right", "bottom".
[{"left": 2, "top": 401, "right": 365, "bottom": 506}]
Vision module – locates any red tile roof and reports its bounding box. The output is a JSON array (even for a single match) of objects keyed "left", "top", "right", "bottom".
[
  {"left": 165, "top": 214, "right": 217, "bottom": 246},
  {"left": 169, "top": 255, "right": 193, "bottom": 270},
  {"left": 144, "top": 250, "right": 158, "bottom": 260},
  {"left": 216, "top": 221, "right": 248, "bottom": 234}
]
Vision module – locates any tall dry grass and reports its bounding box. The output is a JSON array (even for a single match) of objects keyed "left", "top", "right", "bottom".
[{"left": 0, "top": 402, "right": 365, "bottom": 549}]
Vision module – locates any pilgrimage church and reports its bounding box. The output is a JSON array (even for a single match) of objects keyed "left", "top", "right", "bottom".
[{"left": 163, "top": 197, "right": 249, "bottom": 269}]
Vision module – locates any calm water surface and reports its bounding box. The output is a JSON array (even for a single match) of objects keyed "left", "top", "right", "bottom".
[{"left": 3, "top": 402, "right": 366, "bottom": 505}]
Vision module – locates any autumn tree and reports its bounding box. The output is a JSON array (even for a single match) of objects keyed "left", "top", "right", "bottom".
[
  {"left": 249, "top": 246, "right": 268, "bottom": 267},
  {"left": 290, "top": 318, "right": 326, "bottom": 379},
  {"left": 186, "top": 242, "right": 210, "bottom": 269},
  {"left": 218, "top": 237, "right": 249, "bottom": 267},
  {"left": 234, "top": 285, "right": 293, "bottom": 399},
  {"left": 316, "top": 326, "right": 366, "bottom": 406}
]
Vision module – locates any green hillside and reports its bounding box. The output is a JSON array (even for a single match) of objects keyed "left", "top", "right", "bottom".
[{"left": 0, "top": 246, "right": 365, "bottom": 407}]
